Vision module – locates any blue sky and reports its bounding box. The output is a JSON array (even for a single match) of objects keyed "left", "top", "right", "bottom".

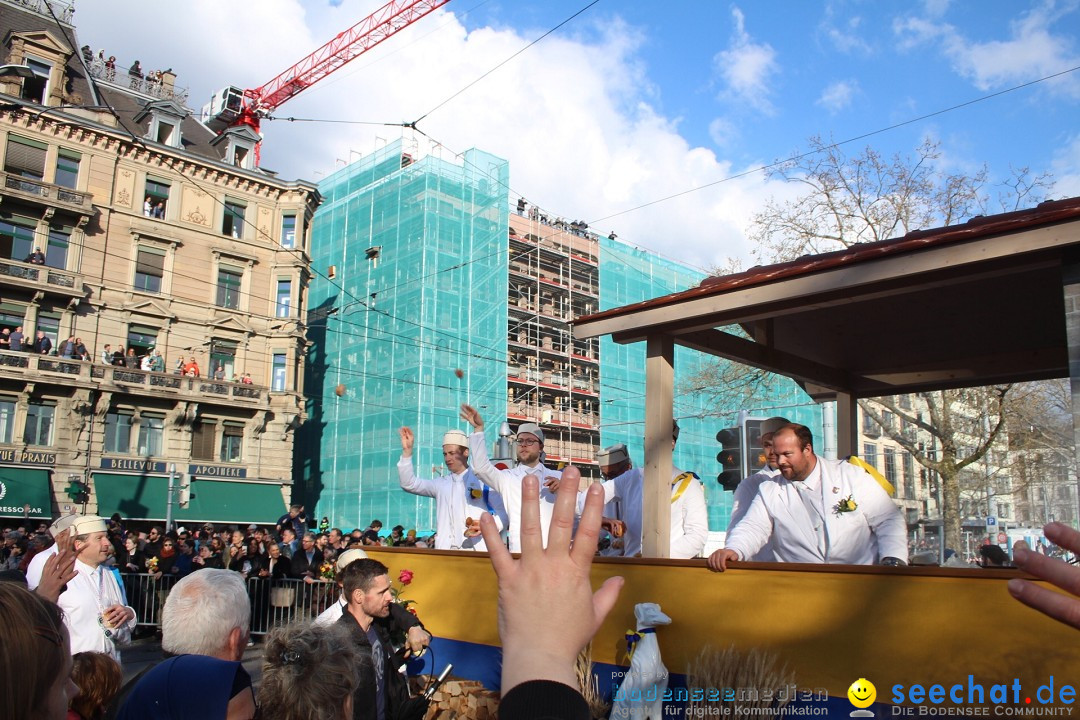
[{"left": 77, "top": 1, "right": 1080, "bottom": 271}]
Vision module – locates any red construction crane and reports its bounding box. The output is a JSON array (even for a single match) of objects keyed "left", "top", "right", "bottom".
[{"left": 202, "top": 0, "right": 451, "bottom": 165}]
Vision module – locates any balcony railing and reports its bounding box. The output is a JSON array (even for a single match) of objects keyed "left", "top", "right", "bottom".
[
  {"left": 0, "top": 258, "right": 84, "bottom": 297},
  {"left": 87, "top": 62, "right": 190, "bottom": 106},
  {"left": 1, "top": 170, "right": 93, "bottom": 215},
  {"left": 0, "top": 352, "right": 269, "bottom": 403}
]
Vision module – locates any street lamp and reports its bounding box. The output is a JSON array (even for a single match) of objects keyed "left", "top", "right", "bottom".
[{"left": 0, "top": 64, "right": 35, "bottom": 79}]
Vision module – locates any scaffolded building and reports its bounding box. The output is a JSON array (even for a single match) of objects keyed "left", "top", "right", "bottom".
[{"left": 302, "top": 139, "right": 822, "bottom": 534}]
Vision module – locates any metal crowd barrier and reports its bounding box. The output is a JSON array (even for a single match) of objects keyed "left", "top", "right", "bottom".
[{"left": 119, "top": 573, "right": 340, "bottom": 636}]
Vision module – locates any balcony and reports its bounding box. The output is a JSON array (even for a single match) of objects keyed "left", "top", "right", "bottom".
[
  {"left": 1, "top": 170, "right": 94, "bottom": 219},
  {"left": 0, "top": 258, "right": 84, "bottom": 299},
  {"left": 0, "top": 352, "right": 270, "bottom": 406}
]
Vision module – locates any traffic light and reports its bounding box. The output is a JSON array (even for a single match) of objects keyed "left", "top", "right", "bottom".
[
  {"left": 716, "top": 427, "right": 742, "bottom": 492},
  {"left": 744, "top": 418, "right": 767, "bottom": 474},
  {"left": 65, "top": 480, "right": 90, "bottom": 505}
]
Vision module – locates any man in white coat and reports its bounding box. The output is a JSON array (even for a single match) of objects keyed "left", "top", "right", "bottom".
[
  {"left": 57, "top": 515, "right": 137, "bottom": 659},
  {"left": 724, "top": 416, "right": 790, "bottom": 562},
  {"left": 460, "top": 404, "right": 563, "bottom": 552},
  {"left": 708, "top": 424, "right": 908, "bottom": 571},
  {"left": 397, "top": 426, "right": 508, "bottom": 550},
  {"left": 591, "top": 439, "right": 709, "bottom": 559}
]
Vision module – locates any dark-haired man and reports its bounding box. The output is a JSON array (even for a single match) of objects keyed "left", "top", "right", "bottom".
[
  {"left": 338, "top": 558, "right": 431, "bottom": 720},
  {"left": 708, "top": 424, "right": 907, "bottom": 571}
]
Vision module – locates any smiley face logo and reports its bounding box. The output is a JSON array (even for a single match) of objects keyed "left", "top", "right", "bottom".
[{"left": 848, "top": 678, "right": 876, "bottom": 709}]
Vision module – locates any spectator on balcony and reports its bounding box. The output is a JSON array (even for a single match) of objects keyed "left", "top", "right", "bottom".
[
  {"left": 75, "top": 338, "right": 89, "bottom": 361},
  {"left": 124, "top": 347, "right": 138, "bottom": 369},
  {"left": 33, "top": 331, "right": 52, "bottom": 355},
  {"left": 241, "top": 372, "right": 253, "bottom": 384},
  {"left": 142, "top": 197, "right": 152, "bottom": 217},
  {"left": 100, "top": 344, "right": 111, "bottom": 364},
  {"left": 58, "top": 336, "right": 76, "bottom": 359},
  {"left": 152, "top": 200, "right": 165, "bottom": 219},
  {"left": 182, "top": 356, "right": 200, "bottom": 377},
  {"left": 139, "top": 353, "right": 152, "bottom": 372},
  {"left": 111, "top": 346, "right": 126, "bottom": 367},
  {"left": 0, "top": 328, "right": 8, "bottom": 351},
  {"left": 128, "top": 60, "right": 142, "bottom": 79},
  {"left": 8, "top": 326, "right": 23, "bottom": 352},
  {"left": 24, "top": 247, "right": 46, "bottom": 265},
  {"left": 213, "top": 365, "right": 225, "bottom": 381},
  {"left": 149, "top": 350, "right": 165, "bottom": 372}
]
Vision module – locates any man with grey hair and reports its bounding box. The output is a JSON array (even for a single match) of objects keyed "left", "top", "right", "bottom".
[
  {"left": 397, "top": 426, "right": 507, "bottom": 550},
  {"left": 160, "top": 568, "right": 250, "bottom": 660},
  {"left": 460, "top": 404, "right": 563, "bottom": 552}
]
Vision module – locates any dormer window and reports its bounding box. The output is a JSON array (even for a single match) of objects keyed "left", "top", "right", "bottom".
[
  {"left": 209, "top": 125, "right": 259, "bottom": 171},
  {"left": 134, "top": 100, "right": 189, "bottom": 149}
]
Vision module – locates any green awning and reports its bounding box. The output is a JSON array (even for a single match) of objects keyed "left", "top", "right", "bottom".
[
  {"left": 0, "top": 467, "right": 52, "bottom": 519},
  {"left": 93, "top": 473, "right": 286, "bottom": 524}
]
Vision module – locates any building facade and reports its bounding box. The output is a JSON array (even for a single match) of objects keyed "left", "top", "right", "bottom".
[{"left": 0, "top": 0, "right": 319, "bottom": 525}]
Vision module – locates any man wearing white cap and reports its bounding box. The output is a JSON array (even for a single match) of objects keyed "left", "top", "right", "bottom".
[
  {"left": 25, "top": 511, "right": 80, "bottom": 590},
  {"left": 589, "top": 435, "right": 709, "bottom": 559},
  {"left": 460, "top": 404, "right": 564, "bottom": 552},
  {"left": 725, "top": 416, "right": 790, "bottom": 562},
  {"left": 397, "top": 426, "right": 508, "bottom": 551},
  {"left": 57, "top": 515, "right": 136, "bottom": 659}
]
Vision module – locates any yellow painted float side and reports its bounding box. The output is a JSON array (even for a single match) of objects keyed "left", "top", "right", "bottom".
[{"left": 369, "top": 547, "right": 1079, "bottom": 706}]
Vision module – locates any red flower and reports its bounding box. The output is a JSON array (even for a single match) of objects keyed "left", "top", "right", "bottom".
[{"left": 398, "top": 569, "right": 414, "bottom": 585}]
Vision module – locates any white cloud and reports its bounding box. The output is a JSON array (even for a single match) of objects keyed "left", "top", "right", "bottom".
[
  {"left": 708, "top": 116, "right": 739, "bottom": 148},
  {"left": 820, "top": 8, "right": 871, "bottom": 54},
  {"left": 894, "top": 3, "right": 1080, "bottom": 98},
  {"left": 1051, "top": 134, "right": 1080, "bottom": 198},
  {"left": 816, "top": 80, "right": 858, "bottom": 113},
  {"left": 713, "top": 7, "right": 779, "bottom": 115},
  {"left": 72, "top": 0, "right": 792, "bottom": 271}
]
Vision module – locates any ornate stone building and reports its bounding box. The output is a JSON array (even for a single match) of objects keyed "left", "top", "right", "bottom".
[{"left": 0, "top": 0, "right": 319, "bottom": 525}]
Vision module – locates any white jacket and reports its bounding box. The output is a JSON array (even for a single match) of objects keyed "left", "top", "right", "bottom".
[
  {"left": 596, "top": 467, "right": 709, "bottom": 559},
  {"left": 725, "top": 457, "right": 908, "bottom": 565},
  {"left": 468, "top": 431, "right": 562, "bottom": 552},
  {"left": 727, "top": 466, "right": 781, "bottom": 561},
  {"left": 397, "top": 457, "right": 507, "bottom": 550}
]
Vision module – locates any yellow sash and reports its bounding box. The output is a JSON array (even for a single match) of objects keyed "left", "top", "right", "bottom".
[
  {"left": 847, "top": 455, "right": 895, "bottom": 496},
  {"left": 670, "top": 472, "right": 696, "bottom": 503}
]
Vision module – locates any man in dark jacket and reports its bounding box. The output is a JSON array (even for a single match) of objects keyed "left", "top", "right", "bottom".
[
  {"left": 337, "top": 558, "right": 430, "bottom": 720},
  {"left": 33, "top": 330, "right": 51, "bottom": 355}
]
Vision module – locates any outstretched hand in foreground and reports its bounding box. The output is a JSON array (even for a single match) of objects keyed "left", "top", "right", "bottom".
[
  {"left": 1009, "top": 522, "right": 1080, "bottom": 630},
  {"left": 480, "top": 468, "right": 624, "bottom": 693}
]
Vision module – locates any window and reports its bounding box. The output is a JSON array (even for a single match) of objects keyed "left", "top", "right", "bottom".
[
  {"left": 191, "top": 421, "right": 216, "bottom": 460},
  {"left": 216, "top": 267, "right": 242, "bottom": 309},
  {"left": 0, "top": 398, "right": 14, "bottom": 443},
  {"left": 127, "top": 325, "right": 158, "bottom": 358},
  {"left": 24, "top": 401, "right": 54, "bottom": 446},
  {"left": 21, "top": 58, "right": 50, "bottom": 104},
  {"left": 903, "top": 453, "right": 916, "bottom": 500},
  {"left": 144, "top": 178, "right": 170, "bottom": 219},
  {"left": 210, "top": 339, "right": 237, "bottom": 380},
  {"left": 884, "top": 447, "right": 897, "bottom": 485},
  {"left": 275, "top": 279, "right": 292, "bottom": 317},
  {"left": 861, "top": 411, "right": 878, "bottom": 435},
  {"left": 862, "top": 443, "right": 877, "bottom": 469},
  {"left": 4, "top": 135, "right": 47, "bottom": 180},
  {"left": 281, "top": 214, "right": 296, "bottom": 248},
  {"left": 54, "top": 150, "right": 80, "bottom": 189},
  {"left": 0, "top": 214, "right": 36, "bottom": 262},
  {"left": 221, "top": 423, "right": 243, "bottom": 462},
  {"left": 154, "top": 120, "right": 176, "bottom": 145},
  {"left": 134, "top": 247, "right": 165, "bottom": 293},
  {"left": 104, "top": 412, "right": 133, "bottom": 454},
  {"left": 272, "top": 353, "right": 286, "bottom": 391},
  {"left": 36, "top": 313, "right": 59, "bottom": 349},
  {"left": 222, "top": 199, "right": 245, "bottom": 238},
  {"left": 882, "top": 411, "right": 895, "bottom": 430},
  {"left": 231, "top": 144, "right": 250, "bottom": 168},
  {"left": 45, "top": 225, "right": 69, "bottom": 270},
  {"left": 137, "top": 415, "right": 164, "bottom": 456}
]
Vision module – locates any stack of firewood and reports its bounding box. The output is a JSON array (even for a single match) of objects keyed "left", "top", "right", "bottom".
[{"left": 409, "top": 676, "right": 500, "bottom": 720}]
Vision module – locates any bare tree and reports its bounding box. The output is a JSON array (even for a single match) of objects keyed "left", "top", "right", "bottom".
[{"left": 746, "top": 136, "right": 1053, "bottom": 550}]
